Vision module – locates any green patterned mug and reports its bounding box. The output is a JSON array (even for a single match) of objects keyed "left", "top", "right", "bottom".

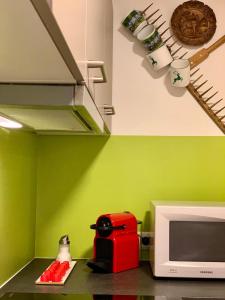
[
  {"left": 137, "top": 24, "right": 162, "bottom": 52},
  {"left": 122, "top": 10, "right": 145, "bottom": 34}
]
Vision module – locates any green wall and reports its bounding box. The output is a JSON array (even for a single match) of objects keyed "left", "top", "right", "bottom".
[
  {"left": 1, "top": 133, "right": 225, "bottom": 284},
  {"left": 35, "top": 136, "right": 225, "bottom": 259},
  {"left": 0, "top": 129, "right": 37, "bottom": 286}
]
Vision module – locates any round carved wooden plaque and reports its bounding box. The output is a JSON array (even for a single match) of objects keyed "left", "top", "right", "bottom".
[{"left": 171, "top": 1, "right": 217, "bottom": 46}]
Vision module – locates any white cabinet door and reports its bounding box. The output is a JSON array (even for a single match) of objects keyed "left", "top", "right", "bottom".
[
  {"left": 52, "top": 0, "right": 113, "bottom": 131},
  {"left": 0, "top": 0, "right": 83, "bottom": 84},
  {"left": 52, "top": 0, "right": 88, "bottom": 82},
  {"left": 86, "top": 0, "right": 113, "bottom": 131},
  {"left": 86, "top": 0, "right": 105, "bottom": 61}
]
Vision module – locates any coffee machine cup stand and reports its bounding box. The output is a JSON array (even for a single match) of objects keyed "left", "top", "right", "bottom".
[{"left": 87, "top": 212, "right": 142, "bottom": 273}]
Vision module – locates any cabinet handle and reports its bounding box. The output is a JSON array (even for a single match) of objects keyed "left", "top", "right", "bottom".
[
  {"left": 103, "top": 105, "right": 115, "bottom": 115},
  {"left": 87, "top": 61, "right": 107, "bottom": 83}
]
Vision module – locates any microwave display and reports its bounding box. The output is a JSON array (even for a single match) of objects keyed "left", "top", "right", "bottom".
[{"left": 169, "top": 221, "right": 225, "bottom": 262}]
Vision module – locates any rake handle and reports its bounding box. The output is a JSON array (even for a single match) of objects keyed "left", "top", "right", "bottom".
[
  {"left": 207, "top": 35, "right": 225, "bottom": 53},
  {"left": 189, "top": 35, "right": 225, "bottom": 69}
]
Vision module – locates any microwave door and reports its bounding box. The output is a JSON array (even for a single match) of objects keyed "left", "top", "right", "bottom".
[{"left": 169, "top": 221, "right": 225, "bottom": 263}]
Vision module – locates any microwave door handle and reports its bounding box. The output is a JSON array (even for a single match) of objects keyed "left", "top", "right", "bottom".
[{"left": 87, "top": 61, "right": 107, "bottom": 83}]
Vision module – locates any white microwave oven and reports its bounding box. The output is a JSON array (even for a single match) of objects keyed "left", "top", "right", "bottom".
[{"left": 150, "top": 201, "right": 225, "bottom": 278}]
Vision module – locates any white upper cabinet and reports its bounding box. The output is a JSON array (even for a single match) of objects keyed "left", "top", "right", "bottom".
[{"left": 0, "top": 0, "right": 109, "bottom": 134}]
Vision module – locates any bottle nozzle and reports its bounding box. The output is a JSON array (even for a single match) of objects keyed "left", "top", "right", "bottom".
[{"left": 59, "top": 235, "right": 70, "bottom": 245}]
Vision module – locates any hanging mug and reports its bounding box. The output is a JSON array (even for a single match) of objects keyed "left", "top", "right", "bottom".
[
  {"left": 170, "top": 59, "right": 190, "bottom": 87},
  {"left": 146, "top": 44, "right": 173, "bottom": 71},
  {"left": 133, "top": 20, "right": 148, "bottom": 37},
  {"left": 122, "top": 10, "right": 146, "bottom": 35},
  {"left": 137, "top": 24, "right": 162, "bottom": 52}
]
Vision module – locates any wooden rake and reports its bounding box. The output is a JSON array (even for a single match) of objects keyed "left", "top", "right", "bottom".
[
  {"left": 187, "top": 35, "right": 225, "bottom": 134},
  {"left": 139, "top": 4, "right": 225, "bottom": 133}
]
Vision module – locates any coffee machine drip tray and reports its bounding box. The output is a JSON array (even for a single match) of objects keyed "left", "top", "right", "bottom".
[
  {"left": 87, "top": 238, "right": 113, "bottom": 273},
  {"left": 87, "top": 258, "right": 112, "bottom": 273}
]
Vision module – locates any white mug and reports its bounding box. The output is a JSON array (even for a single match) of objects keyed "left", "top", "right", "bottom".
[
  {"left": 170, "top": 59, "right": 190, "bottom": 87},
  {"left": 146, "top": 44, "right": 173, "bottom": 71}
]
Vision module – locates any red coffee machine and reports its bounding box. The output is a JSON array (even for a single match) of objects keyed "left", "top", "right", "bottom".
[{"left": 87, "top": 212, "right": 139, "bottom": 273}]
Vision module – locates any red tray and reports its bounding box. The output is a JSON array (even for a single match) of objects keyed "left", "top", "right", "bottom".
[{"left": 35, "top": 260, "right": 77, "bottom": 285}]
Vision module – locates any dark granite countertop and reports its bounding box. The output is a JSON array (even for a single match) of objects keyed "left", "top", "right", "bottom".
[{"left": 1, "top": 259, "right": 225, "bottom": 297}]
